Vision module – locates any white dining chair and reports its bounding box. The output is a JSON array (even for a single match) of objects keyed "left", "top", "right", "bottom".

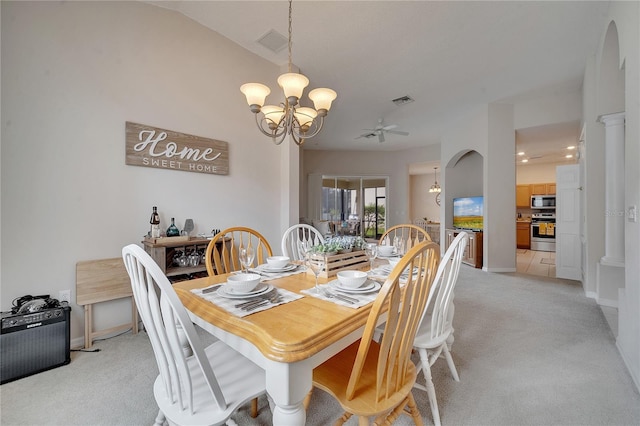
[
  {"left": 281, "top": 224, "right": 325, "bottom": 261},
  {"left": 412, "top": 231, "right": 468, "bottom": 426},
  {"left": 122, "top": 244, "right": 266, "bottom": 426}
]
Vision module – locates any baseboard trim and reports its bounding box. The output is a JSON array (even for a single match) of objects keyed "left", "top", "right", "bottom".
[
  {"left": 596, "top": 297, "right": 618, "bottom": 308},
  {"left": 483, "top": 267, "right": 517, "bottom": 273},
  {"left": 616, "top": 341, "right": 640, "bottom": 393}
]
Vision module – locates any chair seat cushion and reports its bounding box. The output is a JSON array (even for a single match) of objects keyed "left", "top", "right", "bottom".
[
  {"left": 154, "top": 340, "right": 265, "bottom": 425},
  {"left": 312, "top": 340, "right": 417, "bottom": 417}
]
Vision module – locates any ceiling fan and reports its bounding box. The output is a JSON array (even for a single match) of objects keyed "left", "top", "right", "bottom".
[{"left": 356, "top": 119, "right": 409, "bottom": 143}]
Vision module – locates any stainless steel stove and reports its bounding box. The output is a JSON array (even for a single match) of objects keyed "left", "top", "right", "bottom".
[{"left": 531, "top": 212, "right": 556, "bottom": 252}]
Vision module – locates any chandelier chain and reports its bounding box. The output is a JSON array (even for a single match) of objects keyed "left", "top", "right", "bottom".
[{"left": 288, "top": 0, "right": 292, "bottom": 73}]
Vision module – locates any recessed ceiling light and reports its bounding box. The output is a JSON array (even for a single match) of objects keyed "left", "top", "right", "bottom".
[
  {"left": 517, "top": 151, "right": 525, "bottom": 156},
  {"left": 565, "top": 154, "right": 573, "bottom": 158},
  {"left": 522, "top": 159, "right": 528, "bottom": 163},
  {"left": 567, "top": 145, "right": 576, "bottom": 150}
]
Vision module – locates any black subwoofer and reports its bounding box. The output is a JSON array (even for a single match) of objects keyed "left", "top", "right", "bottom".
[{"left": 1, "top": 306, "right": 71, "bottom": 384}]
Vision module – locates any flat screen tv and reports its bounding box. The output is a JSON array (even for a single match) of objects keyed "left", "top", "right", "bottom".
[{"left": 453, "top": 196, "right": 483, "bottom": 231}]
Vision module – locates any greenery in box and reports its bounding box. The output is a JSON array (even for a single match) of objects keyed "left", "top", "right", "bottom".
[{"left": 312, "top": 242, "right": 341, "bottom": 255}]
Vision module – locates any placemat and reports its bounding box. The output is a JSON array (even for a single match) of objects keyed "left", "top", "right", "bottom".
[
  {"left": 191, "top": 284, "right": 303, "bottom": 317},
  {"left": 301, "top": 280, "right": 379, "bottom": 309}
]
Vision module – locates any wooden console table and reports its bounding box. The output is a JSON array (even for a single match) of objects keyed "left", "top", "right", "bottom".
[{"left": 445, "top": 228, "right": 483, "bottom": 268}]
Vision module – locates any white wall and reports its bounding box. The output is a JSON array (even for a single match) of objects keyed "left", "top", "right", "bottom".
[
  {"left": 410, "top": 174, "right": 441, "bottom": 223},
  {"left": 514, "top": 90, "right": 582, "bottom": 129},
  {"left": 1, "top": 2, "right": 286, "bottom": 343},
  {"left": 602, "top": 2, "right": 640, "bottom": 390},
  {"left": 517, "top": 163, "right": 564, "bottom": 183}
]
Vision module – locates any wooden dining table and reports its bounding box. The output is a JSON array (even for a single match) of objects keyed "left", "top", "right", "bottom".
[{"left": 173, "top": 266, "right": 382, "bottom": 425}]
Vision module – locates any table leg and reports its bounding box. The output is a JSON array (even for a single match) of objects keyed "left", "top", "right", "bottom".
[{"left": 265, "top": 359, "right": 311, "bottom": 426}]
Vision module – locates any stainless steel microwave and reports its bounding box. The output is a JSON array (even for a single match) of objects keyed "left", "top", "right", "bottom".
[{"left": 531, "top": 195, "right": 556, "bottom": 209}]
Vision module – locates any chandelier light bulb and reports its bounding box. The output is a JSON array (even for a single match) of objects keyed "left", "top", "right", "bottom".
[
  {"left": 309, "top": 88, "right": 337, "bottom": 114},
  {"left": 240, "top": 83, "right": 270, "bottom": 110},
  {"left": 261, "top": 105, "right": 285, "bottom": 128},
  {"left": 277, "top": 72, "right": 310, "bottom": 101}
]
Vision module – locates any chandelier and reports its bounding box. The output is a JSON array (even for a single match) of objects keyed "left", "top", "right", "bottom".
[
  {"left": 429, "top": 167, "right": 442, "bottom": 193},
  {"left": 240, "top": 0, "right": 337, "bottom": 146}
]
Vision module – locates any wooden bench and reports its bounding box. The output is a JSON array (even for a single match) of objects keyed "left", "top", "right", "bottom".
[{"left": 76, "top": 258, "right": 138, "bottom": 349}]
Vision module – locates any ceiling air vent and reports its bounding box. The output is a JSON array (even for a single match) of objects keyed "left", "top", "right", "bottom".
[
  {"left": 257, "top": 30, "right": 288, "bottom": 53},
  {"left": 392, "top": 95, "right": 415, "bottom": 106}
]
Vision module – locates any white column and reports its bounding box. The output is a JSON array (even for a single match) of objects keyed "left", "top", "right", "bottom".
[{"left": 599, "top": 112, "right": 625, "bottom": 266}]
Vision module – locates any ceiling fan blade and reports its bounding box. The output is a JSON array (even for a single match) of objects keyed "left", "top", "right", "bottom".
[
  {"left": 386, "top": 130, "right": 409, "bottom": 136},
  {"left": 382, "top": 124, "right": 398, "bottom": 131},
  {"left": 378, "top": 132, "right": 385, "bottom": 143}
]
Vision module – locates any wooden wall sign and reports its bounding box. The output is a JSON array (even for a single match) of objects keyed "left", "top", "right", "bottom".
[{"left": 125, "top": 122, "right": 229, "bottom": 175}]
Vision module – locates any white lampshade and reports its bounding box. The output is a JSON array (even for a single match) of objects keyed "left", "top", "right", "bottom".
[
  {"left": 308, "top": 88, "right": 337, "bottom": 111},
  {"left": 261, "top": 105, "right": 285, "bottom": 125},
  {"left": 240, "top": 83, "right": 270, "bottom": 107},
  {"left": 277, "top": 72, "right": 309, "bottom": 100},
  {"left": 294, "top": 107, "right": 318, "bottom": 128}
]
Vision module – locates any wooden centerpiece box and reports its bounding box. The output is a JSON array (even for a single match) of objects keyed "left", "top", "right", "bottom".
[{"left": 307, "top": 249, "right": 369, "bottom": 279}]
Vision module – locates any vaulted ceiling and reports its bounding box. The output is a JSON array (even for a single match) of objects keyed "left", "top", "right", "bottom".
[{"left": 148, "top": 1, "right": 608, "bottom": 161}]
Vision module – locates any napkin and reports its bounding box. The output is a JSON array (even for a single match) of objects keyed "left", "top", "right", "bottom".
[
  {"left": 248, "top": 264, "right": 307, "bottom": 281},
  {"left": 192, "top": 284, "right": 302, "bottom": 318},
  {"left": 301, "top": 281, "right": 378, "bottom": 309},
  {"left": 368, "top": 266, "right": 418, "bottom": 284}
]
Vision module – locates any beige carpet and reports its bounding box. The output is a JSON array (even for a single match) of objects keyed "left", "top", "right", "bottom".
[{"left": 1, "top": 266, "right": 639, "bottom": 425}]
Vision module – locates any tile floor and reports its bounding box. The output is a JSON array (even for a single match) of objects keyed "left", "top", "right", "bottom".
[{"left": 516, "top": 249, "right": 556, "bottom": 277}]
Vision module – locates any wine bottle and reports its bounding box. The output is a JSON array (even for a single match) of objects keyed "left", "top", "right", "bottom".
[
  {"left": 150, "top": 206, "right": 161, "bottom": 238},
  {"left": 166, "top": 218, "right": 180, "bottom": 237}
]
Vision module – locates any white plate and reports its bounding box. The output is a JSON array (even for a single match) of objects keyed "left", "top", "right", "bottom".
[
  {"left": 331, "top": 280, "right": 380, "bottom": 294},
  {"left": 378, "top": 266, "right": 417, "bottom": 276},
  {"left": 218, "top": 283, "right": 273, "bottom": 299},
  {"left": 377, "top": 253, "right": 398, "bottom": 259},
  {"left": 259, "top": 263, "right": 297, "bottom": 273}
]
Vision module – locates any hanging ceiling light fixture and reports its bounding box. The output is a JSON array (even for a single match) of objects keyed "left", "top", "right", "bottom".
[
  {"left": 429, "top": 167, "right": 442, "bottom": 193},
  {"left": 240, "top": 0, "right": 337, "bottom": 146}
]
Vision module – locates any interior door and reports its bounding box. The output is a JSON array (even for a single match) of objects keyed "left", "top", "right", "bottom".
[{"left": 556, "top": 164, "right": 582, "bottom": 280}]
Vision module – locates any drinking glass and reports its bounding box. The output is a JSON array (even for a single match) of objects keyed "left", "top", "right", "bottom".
[
  {"left": 239, "top": 246, "right": 255, "bottom": 273},
  {"left": 365, "top": 243, "right": 378, "bottom": 272},
  {"left": 393, "top": 236, "right": 404, "bottom": 256},
  {"left": 305, "top": 248, "right": 325, "bottom": 295}
]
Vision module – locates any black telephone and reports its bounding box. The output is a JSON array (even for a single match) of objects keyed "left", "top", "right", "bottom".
[{"left": 11, "top": 295, "right": 61, "bottom": 314}]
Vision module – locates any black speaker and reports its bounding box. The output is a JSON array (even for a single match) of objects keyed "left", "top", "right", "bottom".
[{"left": 1, "top": 306, "right": 71, "bottom": 384}]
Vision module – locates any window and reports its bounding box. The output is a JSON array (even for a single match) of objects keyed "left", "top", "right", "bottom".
[{"left": 320, "top": 176, "right": 388, "bottom": 239}]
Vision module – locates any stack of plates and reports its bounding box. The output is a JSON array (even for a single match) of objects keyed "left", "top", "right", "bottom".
[
  {"left": 377, "top": 265, "right": 418, "bottom": 277},
  {"left": 218, "top": 282, "right": 273, "bottom": 299},
  {"left": 330, "top": 280, "right": 380, "bottom": 294},
  {"left": 257, "top": 263, "right": 297, "bottom": 273}
]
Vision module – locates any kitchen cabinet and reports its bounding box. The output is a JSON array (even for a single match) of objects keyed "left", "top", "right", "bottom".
[
  {"left": 530, "top": 183, "right": 556, "bottom": 195},
  {"left": 516, "top": 221, "right": 531, "bottom": 249},
  {"left": 516, "top": 185, "right": 531, "bottom": 207},
  {"left": 445, "top": 228, "right": 483, "bottom": 268}
]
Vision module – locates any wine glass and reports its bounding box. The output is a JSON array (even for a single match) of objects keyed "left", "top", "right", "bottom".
[
  {"left": 364, "top": 243, "right": 378, "bottom": 272},
  {"left": 305, "top": 248, "right": 325, "bottom": 295},
  {"left": 239, "top": 246, "right": 255, "bottom": 273},
  {"left": 393, "top": 236, "right": 404, "bottom": 256}
]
